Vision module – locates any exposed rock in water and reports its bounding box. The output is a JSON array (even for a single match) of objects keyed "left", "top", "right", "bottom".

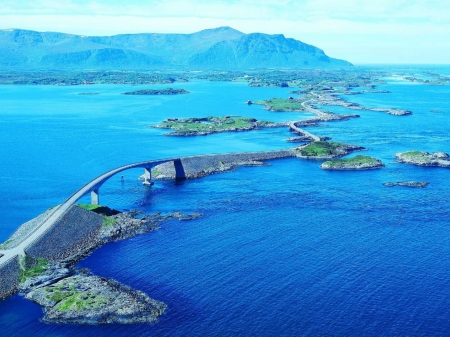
[
  {"left": 286, "top": 136, "right": 312, "bottom": 143},
  {"left": 383, "top": 181, "right": 429, "bottom": 188},
  {"left": 26, "top": 275, "right": 166, "bottom": 324}
]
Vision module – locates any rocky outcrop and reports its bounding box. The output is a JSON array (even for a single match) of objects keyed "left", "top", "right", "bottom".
[
  {"left": 26, "top": 275, "right": 166, "bottom": 324},
  {"left": 395, "top": 151, "right": 450, "bottom": 168},
  {"left": 320, "top": 155, "right": 384, "bottom": 170},
  {"left": 383, "top": 181, "right": 429, "bottom": 188}
]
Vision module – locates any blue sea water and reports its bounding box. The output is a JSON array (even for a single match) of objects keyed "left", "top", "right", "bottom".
[{"left": 1, "top": 75, "right": 450, "bottom": 336}]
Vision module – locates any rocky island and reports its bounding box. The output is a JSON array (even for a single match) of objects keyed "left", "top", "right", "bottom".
[
  {"left": 254, "top": 89, "right": 412, "bottom": 117},
  {"left": 383, "top": 181, "right": 429, "bottom": 188},
  {"left": 153, "top": 116, "right": 283, "bottom": 136},
  {"left": 395, "top": 151, "right": 450, "bottom": 168},
  {"left": 320, "top": 155, "right": 384, "bottom": 170},
  {"left": 295, "top": 141, "right": 366, "bottom": 160},
  {"left": 26, "top": 275, "right": 166, "bottom": 324},
  {"left": 122, "top": 88, "right": 189, "bottom": 95}
]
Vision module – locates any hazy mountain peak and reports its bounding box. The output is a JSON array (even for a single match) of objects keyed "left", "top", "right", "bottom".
[{"left": 0, "top": 27, "right": 352, "bottom": 69}]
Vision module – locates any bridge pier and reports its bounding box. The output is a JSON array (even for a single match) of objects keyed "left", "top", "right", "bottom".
[
  {"left": 174, "top": 159, "right": 186, "bottom": 180},
  {"left": 142, "top": 167, "right": 154, "bottom": 186},
  {"left": 91, "top": 189, "right": 99, "bottom": 205}
]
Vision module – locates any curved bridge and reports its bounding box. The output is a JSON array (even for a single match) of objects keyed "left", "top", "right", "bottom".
[
  {"left": 0, "top": 157, "right": 186, "bottom": 266},
  {"left": 0, "top": 148, "right": 296, "bottom": 269}
]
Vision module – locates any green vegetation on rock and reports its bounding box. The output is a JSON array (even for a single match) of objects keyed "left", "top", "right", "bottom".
[
  {"left": 395, "top": 151, "right": 450, "bottom": 167},
  {"left": 0, "top": 239, "right": 12, "bottom": 249},
  {"left": 101, "top": 217, "right": 116, "bottom": 227},
  {"left": 401, "top": 151, "right": 427, "bottom": 158},
  {"left": 298, "top": 141, "right": 347, "bottom": 157},
  {"left": 156, "top": 116, "right": 273, "bottom": 135},
  {"left": 77, "top": 204, "right": 119, "bottom": 216},
  {"left": 77, "top": 204, "right": 103, "bottom": 212},
  {"left": 254, "top": 98, "right": 306, "bottom": 112},
  {"left": 152, "top": 168, "right": 163, "bottom": 176},
  {"left": 322, "top": 155, "right": 381, "bottom": 168},
  {"left": 46, "top": 285, "right": 108, "bottom": 311},
  {"left": 19, "top": 257, "right": 48, "bottom": 283}
]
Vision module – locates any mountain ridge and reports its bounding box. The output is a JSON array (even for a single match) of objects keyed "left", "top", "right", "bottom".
[{"left": 0, "top": 27, "right": 352, "bottom": 69}]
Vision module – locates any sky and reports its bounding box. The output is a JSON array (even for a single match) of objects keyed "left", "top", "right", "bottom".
[{"left": 1, "top": 0, "right": 449, "bottom": 64}]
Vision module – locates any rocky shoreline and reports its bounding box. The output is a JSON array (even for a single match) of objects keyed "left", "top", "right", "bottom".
[{"left": 2, "top": 207, "right": 201, "bottom": 324}]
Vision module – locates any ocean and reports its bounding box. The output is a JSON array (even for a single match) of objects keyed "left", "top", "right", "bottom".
[{"left": 1, "top": 70, "right": 450, "bottom": 336}]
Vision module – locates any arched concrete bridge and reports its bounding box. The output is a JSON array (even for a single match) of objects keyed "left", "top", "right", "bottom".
[
  {"left": 0, "top": 157, "right": 186, "bottom": 266},
  {"left": 0, "top": 148, "right": 295, "bottom": 270}
]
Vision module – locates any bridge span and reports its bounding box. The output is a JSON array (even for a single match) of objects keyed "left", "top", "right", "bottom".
[
  {"left": 0, "top": 156, "right": 186, "bottom": 267},
  {"left": 0, "top": 148, "right": 295, "bottom": 271}
]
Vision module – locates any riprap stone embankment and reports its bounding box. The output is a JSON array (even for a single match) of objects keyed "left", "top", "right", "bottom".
[
  {"left": 0, "top": 256, "right": 20, "bottom": 300},
  {"left": 150, "top": 149, "right": 296, "bottom": 180}
]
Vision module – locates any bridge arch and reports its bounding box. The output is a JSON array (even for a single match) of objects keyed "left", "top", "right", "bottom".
[{"left": 85, "top": 158, "right": 186, "bottom": 205}]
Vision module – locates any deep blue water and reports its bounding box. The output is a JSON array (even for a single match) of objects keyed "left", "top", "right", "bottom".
[{"left": 1, "top": 76, "right": 450, "bottom": 336}]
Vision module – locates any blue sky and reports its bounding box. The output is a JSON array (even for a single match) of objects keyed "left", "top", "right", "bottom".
[{"left": 1, "top": 0, "right": 449, "bottom": 64}]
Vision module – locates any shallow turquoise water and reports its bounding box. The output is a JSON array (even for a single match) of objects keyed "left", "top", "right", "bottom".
[{"left": 1, "top": 77, "right": 450, "bottom": 336}]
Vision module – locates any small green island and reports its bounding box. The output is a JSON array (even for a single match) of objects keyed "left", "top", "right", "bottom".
[
  {"left": 321, "top": 155, "right": 384, "bottom": 170},
  {"left": 395, "top": 151, "right": 450, "bottom": 168},
  {"left": 153, "top": 116, "right": 279, "bottom": 136},
  {"left": 122, "top": 88, "right": 189, "bottom": 95},
  {"left": 296, "top": 141, "right": 365, "bottom": 159},
  {"left": 253, "top": 98, "right": 306, "bottom": 112}
]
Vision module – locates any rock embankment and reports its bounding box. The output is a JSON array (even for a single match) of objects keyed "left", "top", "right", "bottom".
[
  {"left": 0, "top": 256, "right": 20, "bottom": 300},
  {"left": 25, "top": 206, "right": 104, "bottom": 263},
  {"left": 395, "top": 151, "right": 450, "bottom": 168},
  {"left": 26, "top": 275, "right": 166, "bottom": 324},
  {"left": 150, "top": 149, "right": 296, "bottom": 180},
  {"left": 383, "top": 181, "right": 429, "bottom": 188},
  {"left": 320, "top": 155, "right": 385, "bottom": 170}
]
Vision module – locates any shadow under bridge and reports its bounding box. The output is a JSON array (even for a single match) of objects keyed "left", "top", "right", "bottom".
[{"left": 84, "top": 158, "right": 186, "bottom": 205}]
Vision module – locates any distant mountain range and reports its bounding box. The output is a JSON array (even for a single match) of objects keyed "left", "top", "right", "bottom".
[{"left": 0, "top": 27, "right": 352, "bottom": 70}]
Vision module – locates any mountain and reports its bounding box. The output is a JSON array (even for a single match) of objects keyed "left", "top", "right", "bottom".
[{"left": 0, "top": 27, "right": 352, "bottom": 70}]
